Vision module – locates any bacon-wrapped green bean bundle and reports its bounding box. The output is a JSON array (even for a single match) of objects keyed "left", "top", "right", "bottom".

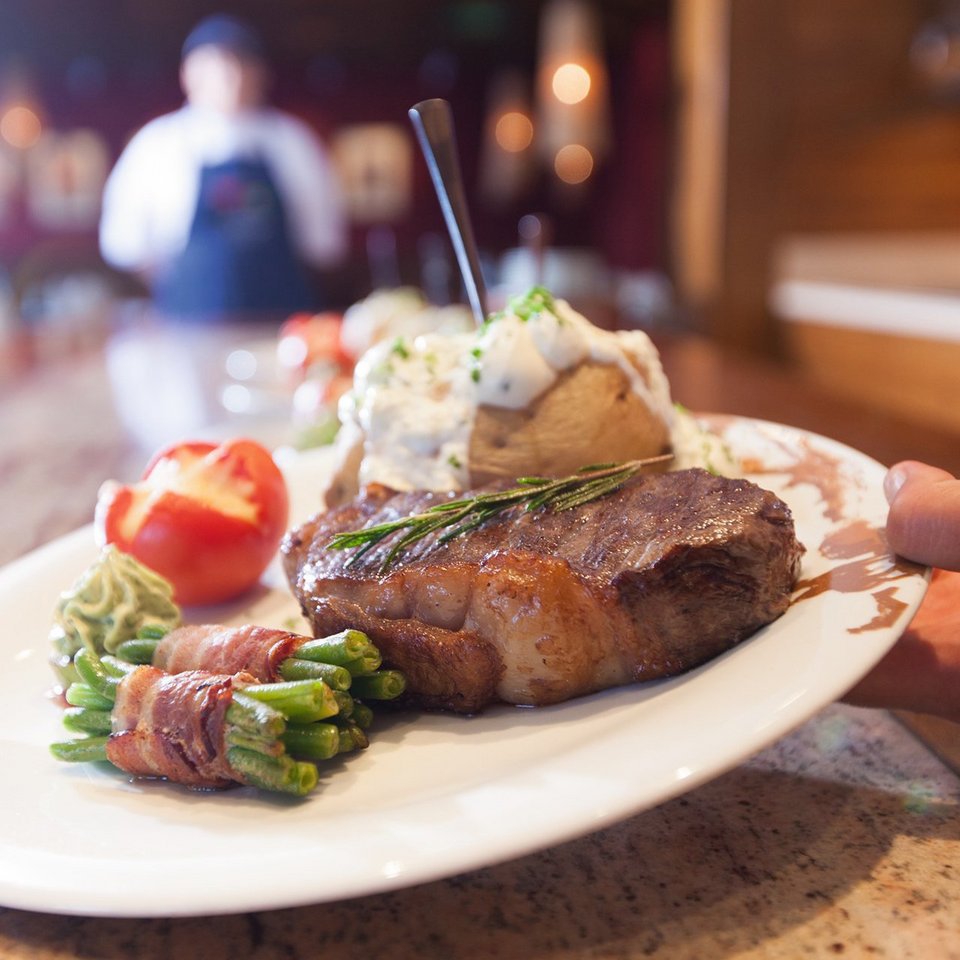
[
  {"left": 51, "top": 650, "right": 353, "bottom": 796},
  {"left": 117, "top": 624, "right": 406, "bottom": 699}
]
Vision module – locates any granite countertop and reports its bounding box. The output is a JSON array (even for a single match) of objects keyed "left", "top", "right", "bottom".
[{"left": 1, "top": 330, "right": 958, "bottom": 959}]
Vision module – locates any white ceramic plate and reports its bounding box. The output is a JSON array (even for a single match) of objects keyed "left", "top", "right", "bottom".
[{"left": 0, "top": 418, "right": 927, "bottom": 917}]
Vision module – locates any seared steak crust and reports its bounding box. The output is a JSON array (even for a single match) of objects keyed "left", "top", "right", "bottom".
[{"left": 282, "top": 469, "right": 803, "bottom": 712}]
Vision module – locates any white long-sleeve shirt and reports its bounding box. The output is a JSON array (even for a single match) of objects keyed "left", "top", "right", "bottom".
[{"left": 99, "top": 104, "right": 347, "bottom": 274}]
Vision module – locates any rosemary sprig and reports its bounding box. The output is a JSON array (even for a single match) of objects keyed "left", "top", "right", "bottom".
[{"left": 327, "top": 453, "right": 674, "bottom": 570}]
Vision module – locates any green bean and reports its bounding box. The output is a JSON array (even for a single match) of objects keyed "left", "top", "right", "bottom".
[
  {"left": 50, "top": 736, "right": 109, "bottom": 764},
  {"left": 343, "top": 656, "right": 383, "bottom": 677},
  {"left": 136, "top": 624, "right": 170, "bottom": 641},
  {"left": 226, "top": 747, "right": 318, "bottom": 797},
  {"left": 52, "top": 638, "right": 392, "bottom": 797},
  {"left": 73, "top": 650, "right": 119, "bottom": 702},
  {"left": 296, "top": 630, "right": 378, "bottom": 668},
  {"left": 225, "top": 726, "right": 285, "bottom": 758},
  {"left": 101, "top": 655, "right": 135, "bottom": 678},
  {"left": 278, "top": 658, "right": 352, "bottom": 690},
  {"left": 349, "top": 670, "right": 406, "bottom": 701},
  {"left": 62, "top": 707, "right": 112, "bottom": 736},
  {"left": 228, "top": 692, "right": 286, "bottom": 737},
  {"left": 335, "top": 721, "right": 369, "bottom": 754},
  {"left": 282, "top": 723, "right": 340, "bottom": 761},
  {"left": 114, "top": 628, "right": 388, "bottom": 693},
  {"left": 350, "top": 702, "right": 375, "bottom": 730},
  {"left": 115, "top": 637, "right": 159, "bottom": 664},
  {"left": 239, "top": 679, "right": 339, "bottom": 723},
  {"left": 64, "top": 682, "right": 114, "bottom": 711}
]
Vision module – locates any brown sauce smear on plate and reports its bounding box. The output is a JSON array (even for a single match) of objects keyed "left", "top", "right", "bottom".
[
  {"left": 744, "top": 437, "right": 848, "bottom": 523},
  {"left": 734, "top": 428, "right": 925, "bottom": 633},
  {"left": 793, "top": 521, "right": 924, "bottom": 632}
]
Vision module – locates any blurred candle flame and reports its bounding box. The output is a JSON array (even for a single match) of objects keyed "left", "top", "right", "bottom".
[
  {"left": 536, "top": 0, "right": 611, "bottom": 182},
  {"left": 551, "top": 62, "right": 592, "bottom": 104},
  {"left": 554, "top": 143, "right": 594, "bottom": 184},
  {"left": 1, "top": 104, "right": 42, "bottom": 149},
  {"left": 495, "top": 110, "right": 535, "bottom": 152}
]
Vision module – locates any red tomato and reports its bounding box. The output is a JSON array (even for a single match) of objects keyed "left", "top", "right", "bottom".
[{"left": 95, "top": 439, "right": 289, "bottom": 606}]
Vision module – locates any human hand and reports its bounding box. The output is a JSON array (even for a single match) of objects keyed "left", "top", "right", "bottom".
[
  {"left": 843, "top": 461, "right": 960, "bottom": 722},
  {"left": 883, "top": 461, "right": 960, "bottom": 568}
]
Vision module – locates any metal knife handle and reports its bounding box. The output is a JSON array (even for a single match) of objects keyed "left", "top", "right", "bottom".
[{"left": 408, "top": 98, "right": 488, "bottom": 326}]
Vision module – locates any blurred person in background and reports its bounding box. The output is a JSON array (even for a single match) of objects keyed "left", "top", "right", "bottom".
[{"left": 99, "top": 13, "right": 347, "bottom": 321}]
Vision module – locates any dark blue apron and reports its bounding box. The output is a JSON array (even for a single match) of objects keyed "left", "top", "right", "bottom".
[{"left": 156, "top": 156, "right": 315, "bottom": 318}]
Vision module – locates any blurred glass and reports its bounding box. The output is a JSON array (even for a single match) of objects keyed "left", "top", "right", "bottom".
[{"left": 104, "top": 309, "right": 296, "bottom": 453}]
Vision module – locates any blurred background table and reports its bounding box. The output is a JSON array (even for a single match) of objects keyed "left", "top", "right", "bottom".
[{"left": 0, "top": 321, "right": 958, "bottom": 959}]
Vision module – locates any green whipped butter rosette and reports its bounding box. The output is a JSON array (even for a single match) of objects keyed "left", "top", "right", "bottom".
[{"left": 50, "top": 546, "right": 181, "bottom": 687}]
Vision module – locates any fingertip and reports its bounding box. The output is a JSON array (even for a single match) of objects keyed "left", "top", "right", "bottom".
[
  {"left": 884, "top": 461, "right": 960, "bottom": 568},
  {"left": 884, "top": 460, "right": 955, "bottom": 504},
  {"left": 883, "top": 464, "right": 908, "bottom": 503}
]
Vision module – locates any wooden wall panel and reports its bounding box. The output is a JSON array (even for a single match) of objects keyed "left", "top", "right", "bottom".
[
  {"left": 782, "top": 321, "right": 960, "bottom": 434},
  {"left": 672, "top": 0, "right": 960, "bottom": 356}
]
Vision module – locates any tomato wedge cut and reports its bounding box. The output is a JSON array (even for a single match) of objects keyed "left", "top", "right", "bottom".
[{"left": 95, "top": 439, "right": 289, "bottom": 606}]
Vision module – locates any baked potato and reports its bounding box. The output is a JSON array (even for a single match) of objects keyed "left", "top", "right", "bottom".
[{"left": 322, "top": 288, "right": 675, "bottom": 506}]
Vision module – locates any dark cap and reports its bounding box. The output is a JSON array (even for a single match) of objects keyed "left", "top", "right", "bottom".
[{"left": 181, "top": 14, "right": 265, "bottom": 60}]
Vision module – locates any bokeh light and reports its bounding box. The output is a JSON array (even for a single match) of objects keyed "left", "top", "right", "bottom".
[
  {"left": 495, "top": 111, "right": 534, "bottom": 152},
  {"left": 225, "top": 348, "right": 259, "bottom": 381},
  {"left": 1, "top": 105, "right": 42, "bottom": 149},
  {"left": 551, "top": 62, "right": 591, "bottom": 104},
  {"left": 554, "top": 143, "right": 594, "bottom": 184}
]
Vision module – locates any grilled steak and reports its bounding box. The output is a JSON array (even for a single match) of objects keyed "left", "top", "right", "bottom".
[{"left": 282, "top": 469, "right": 803, "bottom": 713}]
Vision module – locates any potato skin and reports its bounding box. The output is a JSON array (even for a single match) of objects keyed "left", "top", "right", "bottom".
[{"left": 468, "top": 362, "right": 671, "bottom": 485}]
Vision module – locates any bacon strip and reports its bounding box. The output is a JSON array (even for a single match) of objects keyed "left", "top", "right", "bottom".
[
  {"left": 105, "top": 665, "right": 245, "bottom": 788},
  {"left": 153, "top": 624, "right": 304, "bottom": 681}
]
